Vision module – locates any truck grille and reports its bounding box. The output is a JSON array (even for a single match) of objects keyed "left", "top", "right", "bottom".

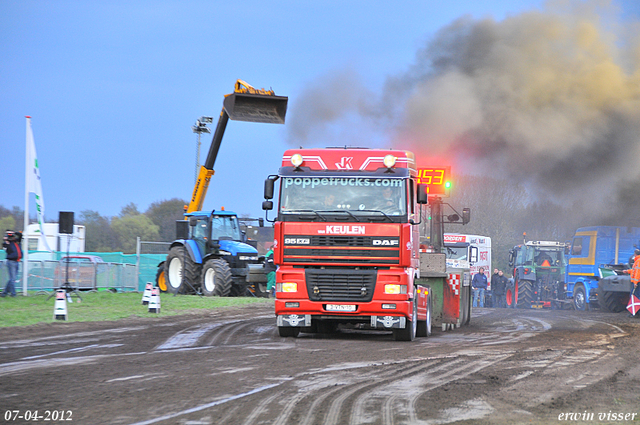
[
  {"left": 305, "top": 269, "right": 376, "bottom": 302},
  {"left": 283, "top": 235, "right": 400, "bottom": 265}
]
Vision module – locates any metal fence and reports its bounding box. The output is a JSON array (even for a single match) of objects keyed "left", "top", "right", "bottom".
[
  {"left": 0, "top": 259, "right": 138, "bottom": 293},
  {"left": 136, "top": 239, "right": 171, "bottom": 291},
  {"left": 0, "top": 238, "right": 173, "bottom": 294}
]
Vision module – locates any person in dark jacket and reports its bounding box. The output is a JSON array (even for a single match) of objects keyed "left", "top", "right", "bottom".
[
  {"left": 472, "top": 267, "right": 488, "bottom": 308},
  {"left": 2, "top": 231, "right": 22, "bottom": 297},
  {"left": 492, "top": 270, "right": 507, "bottom": 308},
  {"left": 489, "top": 269, "right": 499, "bottom": 306}
]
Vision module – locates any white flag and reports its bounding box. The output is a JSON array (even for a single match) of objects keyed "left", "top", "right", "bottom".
[{"left": 26, "top": 117, "right": 53, "bottom": 252}]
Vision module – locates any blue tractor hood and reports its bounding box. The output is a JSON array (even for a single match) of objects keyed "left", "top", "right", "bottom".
[{"left": 219, "top": 239, "right": 258, "bottom": 256}]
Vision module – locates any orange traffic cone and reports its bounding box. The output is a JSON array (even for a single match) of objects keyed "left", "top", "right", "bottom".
[
  {"left": 148, "top": 287, "right": 161, "bottom": 313},
  {"left": 53, "top": 289, "right": 68, "bottom": 321},
  {"left": 141, "top": 282, "right": 153, "bottom": 305}
]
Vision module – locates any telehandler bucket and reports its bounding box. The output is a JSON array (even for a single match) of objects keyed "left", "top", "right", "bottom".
[{"left": 223, "top": 92, "right": 288, "bottom": 124}]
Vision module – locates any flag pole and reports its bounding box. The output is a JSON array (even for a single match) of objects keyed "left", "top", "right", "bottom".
[{"left": 23, "top": 116, "right": 31, "bottom": 296}]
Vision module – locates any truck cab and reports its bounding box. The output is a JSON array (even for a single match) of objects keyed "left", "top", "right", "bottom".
[
  {"left": 264, "top": 148, "right": 433, "bottom": 340},
  {"left": 565, "top": 226, "right": 640, "bottom": 311}
]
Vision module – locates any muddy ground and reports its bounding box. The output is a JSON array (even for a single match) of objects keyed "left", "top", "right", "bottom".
[{"left": 1, "top": 303, "right": 640, "bottom": 425}]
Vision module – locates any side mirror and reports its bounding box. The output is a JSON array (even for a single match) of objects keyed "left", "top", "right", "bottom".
[
  {"left": 189, "top": 216, "right": 198, "bottom": 227},
  {"left": 258, "top": 217, "right": 264, "bottom": 227},
  {"left": 417, "top": 183, "right": 428, "bottom": 204},
  {"left": 264, "top": 175, "right": 278, "bottom": 200},
  {"left": 462, "top": 208, "right": 471, "bottom": 225},
  {"left": 469, "top": 246, "right": 479, "bottom": 264},
  {"left": 262, "top": 200, "right": 273, "bottom": 211},
  {"left": 508, "top": 249, "right": 515, "bottom": 267}
]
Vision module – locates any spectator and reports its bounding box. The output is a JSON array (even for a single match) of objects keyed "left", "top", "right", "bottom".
[
  {"left": 472, "top": 267, "right": 488, "bottom": 308},
  {"left": 490, "top": 268, "right": 499, "bottom": 297},
  {"left": 1, "top": 231, "right": 22, "bottom": 298},
  {"left": 492, "top": 270, "right": 507, "bottom": 308},
  {"left": 628, "top": 249, "right": 640, "bottom": 317},
  {"left": 264, "top": 244, "right": 276, "bottom": 298}
]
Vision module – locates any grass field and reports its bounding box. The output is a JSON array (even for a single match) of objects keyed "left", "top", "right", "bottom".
[{"left": 0, "top": 292, "right": 273, "bottom": 327}]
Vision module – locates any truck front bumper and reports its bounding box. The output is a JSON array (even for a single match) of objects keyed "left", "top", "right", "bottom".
[{"left": 275, "top": 300, "right": 411, "bottom": 329}]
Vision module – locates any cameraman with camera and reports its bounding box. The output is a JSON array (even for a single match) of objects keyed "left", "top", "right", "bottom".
[{"left": 2, "top": 231, "right": 22, "bottom": 297}]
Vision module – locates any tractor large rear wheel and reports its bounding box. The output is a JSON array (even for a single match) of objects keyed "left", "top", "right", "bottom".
[
  {"left": 201, "top": 259, "right": 232, "bottom": 297},
  {"left": 517, "top": 280, "right": 533, "bottom": 309},
  {"left": 166, "top": 246, "right": 201, "bottom": 294},
  {"left": 597, "top": 288, "right": 627, "bottom": 313},
  {"left": 156, "top": 264, "right": 167, "bottom": 293},
  {"left": 597, "top": 281, "right": 628, "bottom": 313}
]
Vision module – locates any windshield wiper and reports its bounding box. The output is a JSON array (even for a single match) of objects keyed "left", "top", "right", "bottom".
[
  {"left": 316, "top": 210, "right": 361, "bottom": 222},
  {"left": 284, "top": 209, "right": 328, "bottom": 221},
  {"left": 356, "top": 210, "right": 394, "bottom": 222}
]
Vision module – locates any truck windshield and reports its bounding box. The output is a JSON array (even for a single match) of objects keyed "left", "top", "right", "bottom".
[
  {"left": 279, "top": 177, "right": 407, "bottom": 217},
  {"left": 444, "top": 245, "right": 468, "bottom": 261}
]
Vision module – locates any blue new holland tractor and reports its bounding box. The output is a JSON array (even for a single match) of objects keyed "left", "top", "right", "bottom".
[{"left": 162, "top": 210, "right": 263, "bottom": 297}]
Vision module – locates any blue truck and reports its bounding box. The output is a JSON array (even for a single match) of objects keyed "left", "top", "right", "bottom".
[{"left": 565, "top": 226, "right": 640, "bottom": 311}]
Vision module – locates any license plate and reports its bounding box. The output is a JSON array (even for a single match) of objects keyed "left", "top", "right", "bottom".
[{"left": 325, "top": 304, "right": 356, "bottom": 312}]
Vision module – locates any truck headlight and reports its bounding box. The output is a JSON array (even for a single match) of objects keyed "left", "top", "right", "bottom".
[
  {"left": 277, "top": 282, "right": 297, "bottom": 292},
  {"left": 384, "top": 284, "right": 407, "bottom": 294}
]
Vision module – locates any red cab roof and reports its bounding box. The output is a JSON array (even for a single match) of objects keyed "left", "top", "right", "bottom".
[{"left": 282, "top": 148, "right": 416, "bottom": 173}]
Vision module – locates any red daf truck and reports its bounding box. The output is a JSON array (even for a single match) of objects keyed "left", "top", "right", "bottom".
[{"left": 262, "top": 148, "right": 470, "bottom": 341}]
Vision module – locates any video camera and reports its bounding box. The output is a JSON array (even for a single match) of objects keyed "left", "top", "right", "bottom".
[{"left": 4, "top": 231, "right": 22, "bottom": 243}]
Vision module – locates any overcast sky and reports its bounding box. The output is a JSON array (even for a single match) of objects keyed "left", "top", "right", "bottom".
[{"left": 2, "top": 0, "right": 638, "bottom": 224}]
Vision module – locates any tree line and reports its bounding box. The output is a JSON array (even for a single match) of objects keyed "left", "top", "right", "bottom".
[{"left": 0, "top": 198, "right": 186, "bottom": 254}]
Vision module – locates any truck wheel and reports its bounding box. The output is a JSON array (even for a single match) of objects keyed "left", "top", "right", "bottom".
[
  {"left": 166, "top": 246, "right": 200, "bottom": 294},
  {"left": 278, "top": 326, "right": 300, "bottom": 338},
  {"left": 394, "top": 293, "right": 417, "bottom": 341},
  {"left": 201, "top": 259, "right": 232, "bottom": 297},
  {"left": 417, "top": 294, "right": 432, "bottom": 337},
  {"left": 597, "top": 285, "right": 627, "bottom": 313},
  {"left": 573, "top": 285, "right": 587, "bottom": 311},
  {"left": 156, "top": 264, "right": 167, "bottom": 293},
  {"left": 517, "top": 280, "right": 533, "bottom": 309}
]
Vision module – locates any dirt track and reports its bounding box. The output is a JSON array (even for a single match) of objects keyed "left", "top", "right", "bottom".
[{"left": 1, "top": 303, "right": 640, "bottom": 425}]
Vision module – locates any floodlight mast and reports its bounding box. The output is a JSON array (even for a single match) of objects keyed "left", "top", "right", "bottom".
[{"left": 192, "top": 117, "right": 213, "bottom": 184}]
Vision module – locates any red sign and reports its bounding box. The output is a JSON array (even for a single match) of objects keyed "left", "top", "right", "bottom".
[{"left": 444, "top": 234, "right": 466, "bottom": 243}]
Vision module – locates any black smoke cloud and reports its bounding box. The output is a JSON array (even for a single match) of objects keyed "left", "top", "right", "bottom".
[{"left": 286, "top": 1, "right": 640, "bottom": 221}]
